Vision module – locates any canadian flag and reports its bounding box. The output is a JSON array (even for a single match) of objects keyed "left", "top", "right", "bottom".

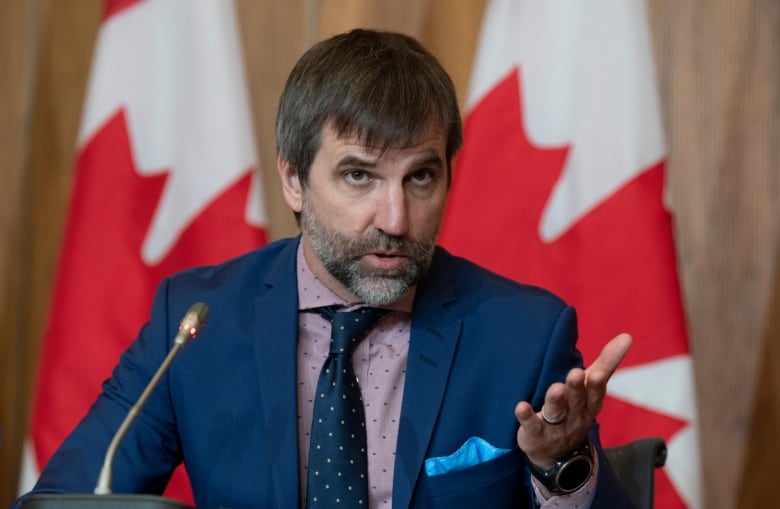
[
  {"left": 20, "top": 0, "right": 266, "bottom": 503},
  {"left": 439, "top": 0, "right": 701, "bottom": 507}
]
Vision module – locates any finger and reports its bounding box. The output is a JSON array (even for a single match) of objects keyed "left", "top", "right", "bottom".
[
  {"left": 541, "top": 406, "right": 566, "bottom": 426},
  {"left": 585, "top": 379, "right": 607, "bottom": 416},
  {"left": 540, "top": 383, "right": 568, "bottom": 425},
  {"left": 565, "top": 368, "right": 588, "bottom": 413},
  {"left": 582, "top": 334, "right": 632, "bottom": 416},
  {"left": 586, "top": 333, "right": 632, "bottom": 380},
  {"left": 515, "top": 401, "right": 544, "bottom": 434}
]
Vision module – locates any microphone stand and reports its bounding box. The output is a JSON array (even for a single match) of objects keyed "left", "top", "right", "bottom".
[{"left": 94, "top": 339, "right": 188, "bottom": 494}]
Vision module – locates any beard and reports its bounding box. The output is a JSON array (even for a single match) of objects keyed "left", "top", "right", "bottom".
[{"left": 301, "top": 200, "right": 437, "bottom": 306}]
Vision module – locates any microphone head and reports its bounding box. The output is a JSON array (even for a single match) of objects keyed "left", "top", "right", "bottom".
[{"left": 176, "top": 302, "right": 210, "bottom": 345}]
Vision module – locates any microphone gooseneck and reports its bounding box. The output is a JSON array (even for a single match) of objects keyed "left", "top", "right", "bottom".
[{"left": 93, "top": 302, "right": 210, "bottom": 495}]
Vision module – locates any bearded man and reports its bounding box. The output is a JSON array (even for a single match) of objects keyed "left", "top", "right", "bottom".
[{"left": 17, "top": 29, "right": 636, "bottom": 509}]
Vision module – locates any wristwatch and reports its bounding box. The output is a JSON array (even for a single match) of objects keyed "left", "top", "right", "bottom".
[{"left": 528, "top": 441, "right": 594, "bottom": 494}]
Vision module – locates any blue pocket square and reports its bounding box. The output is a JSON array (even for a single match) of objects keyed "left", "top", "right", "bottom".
[{"left": 425, "top": 436, "right": 511, "bottom": 476}]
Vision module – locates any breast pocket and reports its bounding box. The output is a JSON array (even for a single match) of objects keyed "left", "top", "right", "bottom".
[{"left": 419, "top": 447, "right": 532, "bottom": 508}]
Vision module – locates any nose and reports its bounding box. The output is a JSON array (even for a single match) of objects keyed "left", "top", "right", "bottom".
[{"left": 373, "top": 183, "right": 409, "bottom": 237}]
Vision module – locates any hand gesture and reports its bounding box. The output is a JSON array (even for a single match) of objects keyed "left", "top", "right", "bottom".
[{"left": 514, "top": 333, "right": 632, "bottom": 468}]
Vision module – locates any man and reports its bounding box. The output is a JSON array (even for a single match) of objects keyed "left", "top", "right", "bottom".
[{"left": 17, "top": 29, "right": 635, "bottom": 508}]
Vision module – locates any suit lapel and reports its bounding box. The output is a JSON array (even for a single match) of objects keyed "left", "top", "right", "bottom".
[
  {"left": 252, "top": 239, "right": 301, "bottom": 508},
  {"left": 248, "top": 242, "right": 464, "bottom": 508},
  {"left": 393, "top": 251, "right": 462, "bottom": 508}
]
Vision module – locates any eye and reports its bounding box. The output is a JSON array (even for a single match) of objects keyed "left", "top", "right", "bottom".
[
  {"left": 344, "top": 170, "right": 371, "bottom": 185},
  {"left": 407, "top": 168, "right": 435, "bottom": 187}
]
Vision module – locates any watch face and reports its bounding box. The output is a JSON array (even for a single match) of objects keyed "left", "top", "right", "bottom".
[
  {"left": 555, "top": 455, "right": 594, "bottom": 493},
  {"left": 528, "top": 442, "right": 594, "bottom": 494}
]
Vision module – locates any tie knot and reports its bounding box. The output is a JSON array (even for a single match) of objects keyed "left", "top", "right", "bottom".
[{"left": 318, "top": 306, "right": 388, "bottom": 356}]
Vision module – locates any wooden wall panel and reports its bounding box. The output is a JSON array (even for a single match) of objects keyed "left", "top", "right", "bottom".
[
  {"left": 739, "top": 246, "right": 780, "bottom": 505},
  {"left": 0, "top": 0, "right": 102, "bottom": 503},
  {"left": 235, "top": 0, "right": 309, "bottom": 241},
  {"left": 0, "top": 0, "right": 37, "bottom": 501},
  {"left": 647, "top": 1, "right": 780, "bottom": 506},
  {"left": 421, "top": 0, "right": 489, "bottom": 111},
  {"left": 23, "top": 0, "right": 101, "bottom": 385},
  {"left": 318, "top": 0, "right": 428, "bottom": 39}
]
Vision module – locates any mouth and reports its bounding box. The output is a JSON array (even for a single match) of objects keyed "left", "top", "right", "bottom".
[{"left": 362, "top": 251, "right": 408, "bottom": 270}]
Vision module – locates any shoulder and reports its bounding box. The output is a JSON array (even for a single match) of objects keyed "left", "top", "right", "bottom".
[
  {"left": 426, "top": 246, "right": 569, "bottom": 313},
  {"left": 142, "top": 237, "right": 300, "bottom": 336},
  {"left": 164, "top": 236, "right": 299, "bottom": 293}
]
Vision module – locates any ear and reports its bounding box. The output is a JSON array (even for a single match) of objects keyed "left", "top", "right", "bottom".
[{"left": 278, "top": 155, "right": 303, "bottom": 213}]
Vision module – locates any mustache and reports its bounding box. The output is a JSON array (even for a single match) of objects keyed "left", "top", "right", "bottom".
[{"left": 348, "top": 230, "right": 434, "bottom": 258}]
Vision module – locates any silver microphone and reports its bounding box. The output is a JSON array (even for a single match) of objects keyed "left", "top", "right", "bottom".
[
  {"left": 93, "top": 302, "right": 210, "bottom": 495},
  {"left": 173, "top": 302, "right": 210, "bottom": 347}
]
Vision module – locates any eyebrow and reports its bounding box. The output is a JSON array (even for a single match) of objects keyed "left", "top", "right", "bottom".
[
  {"left": 335, "top": 154, "right": 378, "bottom": 169},
  {"left": 334, "top": 149, "right": 445, "bottom": 171},
  {"left": 414, "top": 151, "right": 445, "bottom": 170}
]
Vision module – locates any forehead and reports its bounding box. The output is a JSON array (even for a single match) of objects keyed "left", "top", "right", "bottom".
[{"left": 320, "top": 121, "right": 447, "bottom": 158}]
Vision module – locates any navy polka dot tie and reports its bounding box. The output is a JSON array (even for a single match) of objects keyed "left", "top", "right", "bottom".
[{"left": 306, "top": 307, "right": 388, "bottom": 507}]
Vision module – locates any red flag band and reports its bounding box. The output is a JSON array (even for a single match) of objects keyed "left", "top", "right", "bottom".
[{"left": 22, "top": 0, "right": 266, "bottom": 503}]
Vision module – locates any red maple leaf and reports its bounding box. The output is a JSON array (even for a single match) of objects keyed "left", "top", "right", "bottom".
[
  {"left": 32, "top": 109, "right": 265, "bottom": 502},
  {"left": 103, "top": 0, "right": 143, "bottom": 20},
  {"left": 439, "top": 68, "right": 689, "bottom": 506}
]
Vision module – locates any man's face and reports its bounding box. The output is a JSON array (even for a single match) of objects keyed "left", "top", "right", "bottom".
[{"left": 279, "top": 123, "right": 449, "bottom": 305}]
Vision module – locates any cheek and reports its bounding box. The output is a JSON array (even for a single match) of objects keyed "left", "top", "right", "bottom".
[
  {"left": 409, "top": 196, "right": 447, "bottom": 238},
  {"left": 316, "top": 197, "right": 375, "bottom": 233},
  {"left": 306, "top": 183, "right": 358, "bottom": 221}
]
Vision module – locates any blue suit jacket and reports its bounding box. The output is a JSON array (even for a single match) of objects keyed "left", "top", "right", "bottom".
[{"left": 24, "top": 237, "right": 634, "bottom": 508}]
